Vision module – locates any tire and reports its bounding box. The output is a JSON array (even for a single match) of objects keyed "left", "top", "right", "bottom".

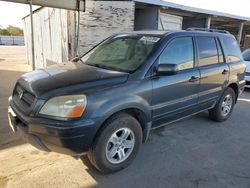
[
  {"left": 87, "top": 113, "right": 142, "bottom": 173},
  {"left": 209, "top": 87, "right": 236, "bottom": 122}
]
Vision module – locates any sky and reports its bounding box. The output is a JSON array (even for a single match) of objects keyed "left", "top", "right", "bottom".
[
  {"left": 0, "top": 0, "right": 250, "bottom": 29},
  {"left": 165, "top": 0, "right": 250, "bottom": 18},
  {"left": 0, "top": 1, "right": 39, "bottom": 28}
]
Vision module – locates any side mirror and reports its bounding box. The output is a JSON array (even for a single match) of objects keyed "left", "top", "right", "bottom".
[
  {"left": 157, "top": 64, "right": 178, "bottom": 75},
  {"left": 242, "top": 50, "right": 250, "bottom": 61},
  {"left": 243, "top": 56, "right": 250, "bottom": 62}
]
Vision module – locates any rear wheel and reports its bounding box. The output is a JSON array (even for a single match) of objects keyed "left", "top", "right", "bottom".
[
  {"left": 87, "top": 113, "right": 142, "bottom": 173},
  {"left": 209, "top": 87, "right": 236, "bottom": 122}
]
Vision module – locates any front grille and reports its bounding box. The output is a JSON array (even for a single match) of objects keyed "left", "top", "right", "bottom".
[
  {"left": 13, "top": 84, "right": 35, "bottom": 107},
  {"left": 245, "top": 72, "right": 250, "bottom": 76}
]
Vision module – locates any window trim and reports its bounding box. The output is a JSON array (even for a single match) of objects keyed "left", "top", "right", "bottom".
[
  {"left": 157, "top": 36, "right": 196, "bottom": 72},
  {"left": 215, "top": 37, "right": 226, "bottom": 64},
  {"left": 215, "top": 37, "right": 226, "bottom": 63},
  {"left": 195, "top": 36, "right": 220, "bottom": 68}
]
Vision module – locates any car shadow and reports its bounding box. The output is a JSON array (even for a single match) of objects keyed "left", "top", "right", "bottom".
[
  {"left": 244, "top": 88, "right": 250, "bottom": 92},
  {"left": 0, "top": 69, "right": 26, "bottom": 150}
]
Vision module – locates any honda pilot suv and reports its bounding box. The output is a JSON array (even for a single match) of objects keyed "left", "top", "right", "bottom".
[{"left": 8, "top": 29, "right": 246, "bottom": 173}]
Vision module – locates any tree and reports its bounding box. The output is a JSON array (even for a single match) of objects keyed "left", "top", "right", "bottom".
[
  {"left": 0, "top": 25, "right": 23, "bottom": 36},
  {"left": 0, "top": 28, "right": 10, "bottom": 35},
  {"left": 6, "top": 25, "right": 23, "bottom": 36}
]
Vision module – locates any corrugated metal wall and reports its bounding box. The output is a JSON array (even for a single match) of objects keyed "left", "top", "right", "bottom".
[{"left": 23, "top": 8, "right": 69, "bottom": 68}]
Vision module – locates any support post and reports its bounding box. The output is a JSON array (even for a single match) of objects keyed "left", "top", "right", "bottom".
[
  {"left": 237, "top": 22, "right": 244, "bottom": 44},
  {"left": 206, "top": 16, "right": 211, "bottom": 29},
  {"left": 28, "top": 0, "right": 35, "bottom": 70}
]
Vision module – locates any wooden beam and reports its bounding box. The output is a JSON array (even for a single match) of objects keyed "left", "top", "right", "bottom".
[
  {"left": 206, "top": 16, "right": 211, "bottom": 29},
  {"left": 160, "top": 8, "right": 197, "bottom": 17},
  {"left": 28, "top": 0, "right": 35, "bottom": 70},
  {"left": 238, "top": 22, "right": 244, "bottom": 43}
]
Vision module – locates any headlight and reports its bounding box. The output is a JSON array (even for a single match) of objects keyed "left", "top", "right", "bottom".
[{"left": 39, "top": 95, "right": 87, "bottom": 118}]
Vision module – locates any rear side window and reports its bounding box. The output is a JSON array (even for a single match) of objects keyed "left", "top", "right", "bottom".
[
  {"left": 221, "top": 37, "right": 242, "bottom": 62},
  {"left": 196, "top": 37, "right": 219, "bottom": 67},
  {"left": 159, "top": 37, "right": 194, "bottom": 71}
]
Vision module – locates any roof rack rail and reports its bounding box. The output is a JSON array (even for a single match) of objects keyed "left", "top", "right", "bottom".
[{"left": 186, "top": 27, "right": 230, "bottom": 34}]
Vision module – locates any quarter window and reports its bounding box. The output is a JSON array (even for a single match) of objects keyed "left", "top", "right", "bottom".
[
  {"left": 221, "top": 37, "right": 242, "bottom": 62},
  {"left": 196, "top": 37, "right": 219, "bottom": 66},
  {"left": 159, "top": 37, "right": 194, "bottom": 71}
]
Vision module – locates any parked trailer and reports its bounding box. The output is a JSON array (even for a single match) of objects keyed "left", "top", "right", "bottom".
[{"left": 0, "top": 36, "right": 24, "bottom": 46}]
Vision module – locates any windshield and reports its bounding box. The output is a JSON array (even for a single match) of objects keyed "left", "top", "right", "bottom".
[{"left": 80, "top": 35, "right": 161, "bottom": 73}]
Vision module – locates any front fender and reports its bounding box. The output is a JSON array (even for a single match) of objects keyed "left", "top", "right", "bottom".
[{"left": 90, "top": 94, "right": 152, "bottom": 124}]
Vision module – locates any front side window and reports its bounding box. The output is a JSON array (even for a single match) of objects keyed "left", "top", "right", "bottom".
[
  {"left": 221, "top": 37, "right": 242, "bottom": 63},
  {"left": 196, "top": 37, "right": 219, "bottom": 67},
  {"left": 81, "top": 35, "right": 161, "bottom": 72},
  {"left": 159, "top": 37, "right": 194, "bottom": 71}
]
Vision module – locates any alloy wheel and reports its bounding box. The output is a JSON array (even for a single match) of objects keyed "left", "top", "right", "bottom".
[{"left": 105, "top": 128, "right": 135, "bottom": 164}]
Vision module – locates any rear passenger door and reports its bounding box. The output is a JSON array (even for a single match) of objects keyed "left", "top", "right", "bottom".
[{"left": 196, "top": 36, "right": 229, "bottom": 107}]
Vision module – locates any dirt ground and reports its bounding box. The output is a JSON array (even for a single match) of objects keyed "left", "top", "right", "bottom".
[{"left": 1, "top": 46, "right": 250, "bottom": 188}]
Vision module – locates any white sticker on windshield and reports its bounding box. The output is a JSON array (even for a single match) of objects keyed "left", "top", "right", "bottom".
[{"left": 140, "top": 36, "right": 160, "bottom": 43}]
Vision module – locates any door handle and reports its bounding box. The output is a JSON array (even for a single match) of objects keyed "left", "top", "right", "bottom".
[
  {"left": 189, "top": 76, "right": 200, "bottom": 82},
  {"left": 222, "top": 69, "right": 229, "bottom": 75}
]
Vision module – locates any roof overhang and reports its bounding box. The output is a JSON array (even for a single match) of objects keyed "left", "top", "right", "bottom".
[
  {"left": 0, "top": 0, "right": 85, "bottom": 11},
  {"left": 134, "top": 0, "right": 250, "bottom": 21}
]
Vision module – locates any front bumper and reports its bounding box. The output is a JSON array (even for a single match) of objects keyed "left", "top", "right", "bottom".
[{"left": 8, "top": 99, "right": 101, "bottom": 157}]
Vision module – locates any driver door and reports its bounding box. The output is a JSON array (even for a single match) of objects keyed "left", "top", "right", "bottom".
[{"left": 152, "top": 37, "right": 200, "bottom": 127}]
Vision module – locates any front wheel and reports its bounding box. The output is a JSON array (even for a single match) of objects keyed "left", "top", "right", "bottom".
[
  {"left": 87, "top": 113, "right": 142, "bottom": 173},
  {"left": 209, "top": 87, "right": 236, "bottom": 122}
]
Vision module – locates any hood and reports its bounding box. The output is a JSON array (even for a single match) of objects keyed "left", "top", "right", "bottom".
[{"left": 17, "top": 62, "right": 129, "bottom": 98}]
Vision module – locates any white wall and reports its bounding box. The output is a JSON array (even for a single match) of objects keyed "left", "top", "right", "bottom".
[
  {"left": 77, "top": 1, "right": 135, "bottom": 55},
  {"left": 158, "top": 11, "right": 182, "bottom": 30}
]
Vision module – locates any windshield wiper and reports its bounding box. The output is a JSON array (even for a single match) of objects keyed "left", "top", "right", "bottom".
[
  {"left": 88, "top": 63, "right": 111, "bottom": 70},
  {"left": 86, "top": 63, "right": 130, "bottom": 73}
]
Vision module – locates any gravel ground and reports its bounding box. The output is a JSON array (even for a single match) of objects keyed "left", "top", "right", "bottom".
[{"left": 1, "top": 46, "right": 250, "bottom": 188}]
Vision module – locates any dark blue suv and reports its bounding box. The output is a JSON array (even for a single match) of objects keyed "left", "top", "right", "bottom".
[{"left": 8, "top": 29, "right": 246, "bottom": 173}]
